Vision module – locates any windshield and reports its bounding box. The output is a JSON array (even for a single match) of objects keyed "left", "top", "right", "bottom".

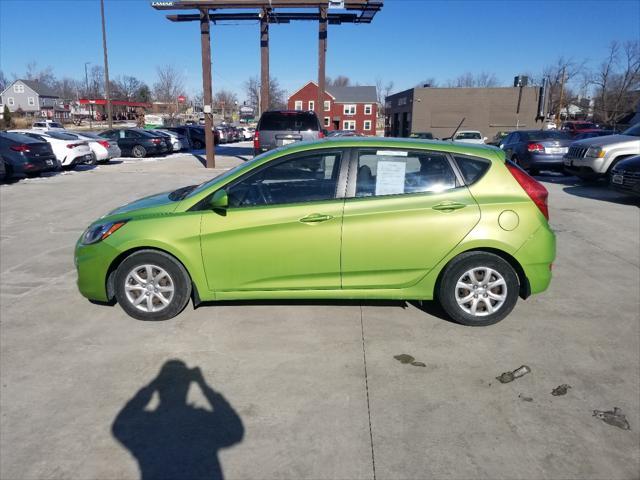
[
  {"left": 47, "top": 131, "right": 80, "bottom": 140},
  {"left": 50, "top": 122, "right": 63, "bottom": 128},
  {"left": 623, "top": 123, "right": 640, "bottom": 137},
  {"left": 527, "top": 131, "right": 571, "bottom": 141},
  {"left": 456, "top": 132, "right": 481, "bottom": 139}
]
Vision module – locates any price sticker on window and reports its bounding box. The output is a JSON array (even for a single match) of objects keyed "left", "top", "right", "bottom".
[{"left": 375, "top": 161, "right": 406, "bottom": 196}]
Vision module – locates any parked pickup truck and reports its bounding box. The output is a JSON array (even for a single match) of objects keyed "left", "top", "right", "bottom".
[{"left": 563, "top": 123, "right": 640, "bottom": 180}]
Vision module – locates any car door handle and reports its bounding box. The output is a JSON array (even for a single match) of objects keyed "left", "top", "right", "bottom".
[
  {"left": 299, "top": 213, "right": 333, "bottom": 223},
  {"left": 432, "top": 202, "right": 467, "bottom": 212}
]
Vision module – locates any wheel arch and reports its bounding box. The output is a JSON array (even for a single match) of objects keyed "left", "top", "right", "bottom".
[
  {"left": 434, "top": 247, "right": 531, "bottom": 300},
  {"left": 105, "top": 246, "right": 201, "bottom": 305}
]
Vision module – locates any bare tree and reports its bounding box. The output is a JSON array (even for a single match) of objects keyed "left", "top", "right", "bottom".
[
  {"left": 135, "top": 84, "right": 152, "bottom": 103},
  {"left": 445, "top": 72, "right": 499, "bottom": 88},
  {"left": 24, "top": 61, "right": 56, "bottom": 87},
  {"left": 542, "top": 57, "right": 587, "bottom": 119},
  {"left": 375, "top": 77, "right": 395, "bottom": 106},
  {"left": 115, "top": 75, "right": 143, "bottom": 101},
  {"left": 153, "top": 65, "right": 185, "bottom": 103},
  {"left": 0, "top": 70, "right": 7, "bottom": 92},
  {"left": 415, "top": 77, "right": 438, "bottom": 88},
  {"left": 214, "top": 89, "right": 238, "bottom": 119},
  {"left": 244, "top": 75, "right": 286, "bottom": 111},
  {"left": 589, "top": 41, "right": 640, "bottom": 126},
  {"left": 328, "top": 75, "right": 351, "bottom": 87},
  {"left": 54, "top": 77, "right": 81, "bottom": 102},
  {"left": 475, "top": 72, "right": 500, "bottom": 87}
]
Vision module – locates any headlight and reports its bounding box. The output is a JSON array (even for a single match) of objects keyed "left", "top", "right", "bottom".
[
  {"left": 82, "top": 221, "right": 127, "bottom": 245},
  {"left": 586, "top": 146, "right": 605, "bottom": 158}
]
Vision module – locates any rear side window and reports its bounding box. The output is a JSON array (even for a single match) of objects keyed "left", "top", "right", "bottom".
[
  {"left": 454, "top": 155, "right": 491, "bottom": 185},
  {"left": 258, "top": 112, "right": 319, "bottom": 131},
  {"left": 355, "top": 149, "right": 457, "bottom": 197}
]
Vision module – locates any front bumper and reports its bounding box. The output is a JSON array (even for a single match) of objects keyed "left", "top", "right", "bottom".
[
  {"left": 610, "top": 170, "right": 640, "bottom": 196},
  {"left": 563, "top": 155, "right": 607, "bottom": 176},
  {"left": 75, "top": 239, "right": 120, "bottom": 302}
]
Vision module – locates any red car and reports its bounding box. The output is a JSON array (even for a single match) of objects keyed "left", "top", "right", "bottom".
[{"left": 561, "top": 121, "right": 602, "bottom": 136}]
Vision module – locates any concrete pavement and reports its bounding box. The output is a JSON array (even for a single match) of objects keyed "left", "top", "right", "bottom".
[{"left": 1, "top": 146, "right": 638, "bottom": 479}]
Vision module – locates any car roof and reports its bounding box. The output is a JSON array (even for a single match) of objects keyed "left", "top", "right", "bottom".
[
  {"left": 264, "top": 136, "right": 503, "bottom": 158},
  {"left": 1, "top": 131, "right": 47, "bottom": 143}
]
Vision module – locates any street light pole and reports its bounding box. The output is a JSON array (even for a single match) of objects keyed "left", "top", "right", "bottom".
[
  {"left": 100, "top": 0, "right": 113, "bottom": 128},
  {"left": 84, "top": 62, "right": 93, "bottom": 129}
]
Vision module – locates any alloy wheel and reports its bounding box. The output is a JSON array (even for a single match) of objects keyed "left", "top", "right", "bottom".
[
  {"left": 455, "top": 267, "right": 507, "bottom": 316},
  {"left": 124, "top": 264, "right": 175, "bottom": 313}
]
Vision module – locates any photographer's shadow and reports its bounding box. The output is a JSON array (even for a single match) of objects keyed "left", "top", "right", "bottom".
[{"left": 112, "top": 360, "right": 244, "bottom": 480}]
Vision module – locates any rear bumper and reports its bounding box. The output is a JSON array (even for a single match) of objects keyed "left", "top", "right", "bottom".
[
  {"left": 528, "top": 153, "right": 566, "bottom": 169},
  {"left": 514, "top": 223, "right": 556, "bottom": 295}
]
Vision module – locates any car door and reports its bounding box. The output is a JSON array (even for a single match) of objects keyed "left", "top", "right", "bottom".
[
  {"left": 341, "top": 147, "right": 481, "bottom": 289},
  {"left": 501, "top": 132, "right": 517, "bottom": 159},
  {"left": 200, "top": 149, "right": 347, "bottom": 292}
]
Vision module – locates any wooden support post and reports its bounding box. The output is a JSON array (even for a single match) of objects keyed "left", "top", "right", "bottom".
[
  {"left": 260, "top": 9, "right": 270, "bottom": 115},
  {"left": 100, "top": 0, "right": 113, "bottom": 129},
  {"left": 317, "top": 6, "right": 327, "bottom": 122},
  {"left": 200, "top": 9, "right": 215, "bottom": 168}
]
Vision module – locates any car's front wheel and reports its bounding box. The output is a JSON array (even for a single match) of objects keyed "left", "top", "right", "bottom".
[
  {"left": 114, "top": 250, "right": 192, "bottom": 321},
  {"left": 438, "top": 252, "right": 519, "bottom": 326},
  {"left": 131, "top": 145, "right": 147, "bottom": 158}
]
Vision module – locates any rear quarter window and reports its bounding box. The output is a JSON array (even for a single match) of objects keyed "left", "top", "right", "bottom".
[{"left": 454, "top": 155, "right": 491, "bottom": 185}]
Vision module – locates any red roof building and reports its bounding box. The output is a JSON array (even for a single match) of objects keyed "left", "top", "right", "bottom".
[{"left": 287, "top": 81, "right": 378, "bottom": 135}]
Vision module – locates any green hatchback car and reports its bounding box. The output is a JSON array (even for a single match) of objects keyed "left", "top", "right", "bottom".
[{"left": 75, "top": 138, "right": 555, "bottom": 326}]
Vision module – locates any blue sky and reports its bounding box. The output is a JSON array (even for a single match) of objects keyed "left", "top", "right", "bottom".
[{"left": 1, "top": 0, "right": 638, "bottom": 101}]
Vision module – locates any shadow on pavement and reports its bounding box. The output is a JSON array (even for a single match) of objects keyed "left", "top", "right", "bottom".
[
  {"left": 536, "top": 174, "right": 640, "bottom": 206},
  {"left": 198, "top": 299, "right": 408, "bottom": 309},
  {"left": 112, "top": 359, "right": 244, "bottom": 480}
]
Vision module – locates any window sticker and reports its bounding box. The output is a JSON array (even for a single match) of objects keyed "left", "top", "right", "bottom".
[
  {"left": 375, "top": 150, "right": 408, "bottom": 157},
  {"left": 375, "top": 161, "right": 406, "bottom": 196}
]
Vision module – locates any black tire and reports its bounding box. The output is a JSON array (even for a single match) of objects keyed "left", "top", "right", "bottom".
[
  {"left": 437, "top": 251, "right": 520, "bottom": 326},
  {"left": 132, "top": 145, "right": 147, "bottom": 158},
  {"left": 528, "top": 167, "right": 539, "bottom": 176},
  {"left": 114, "top": 250, "right": 192, "bottom": 321},
  {"left": 192, "top": 139, "right": 204, "bottom": 149}
]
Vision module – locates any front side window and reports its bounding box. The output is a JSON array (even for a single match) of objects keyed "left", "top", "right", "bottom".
[
  {"left": 343, "top": 104, "right": 356, "bottom": 115},
  {"left": 227, "top": 151, "right": 342, "bottom": 208},
  {"left": 294, "top": 100, "right": 303, "bottom": 111},
  {"left": 354, "top": 149, "right": 457, "bottom": 198}
]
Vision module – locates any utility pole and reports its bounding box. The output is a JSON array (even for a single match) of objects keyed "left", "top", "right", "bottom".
[
  {"left": 260, "top": 8, "right": 270, "bottom": 115},
  {"left": 556, "top": 66, "right": 566, "bottom": 127},
  {"left": 317, "top": 6, "right": 327, "bottom": 121},
  {"left": 84, "top": 62, "right": 92, "bottom": 129},
  {"left": 200, "top": 8, "right": 215, "bottom": 168},
  {"left": 100, "top": 0, "right": 113, "bottom": 128}
]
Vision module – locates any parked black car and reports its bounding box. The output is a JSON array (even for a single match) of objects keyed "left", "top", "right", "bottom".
[
  {"left": 0, "top": 131, "right": 58, "bottom": 180},
  {"left": 610, "top": 155, "right": 640, "bottom": 197},
  {"left": 99, "top": 128, "right": 168, "bottom": 158},
  {"left": 0, "top": 155, "right": 6, "bottom": 182},
  {"left": 164, "top": 125, "right": 219, "bottom": 149},
  {"left": 500, "top": 130, "right": 573, "bottom": 174},
  {"left": 146, "top": 130, "right": 173, "bottom": 152}
]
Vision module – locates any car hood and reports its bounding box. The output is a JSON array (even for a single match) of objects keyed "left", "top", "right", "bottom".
[
  {"left": 102, "top": 190, "right": 180, "bottom": 220},
  {"left": 572, "top": 134, "right": 639, "bottom": 147}
]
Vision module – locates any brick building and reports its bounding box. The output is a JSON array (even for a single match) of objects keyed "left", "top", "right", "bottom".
[{"left": 287, "top": 81, "right": 378, "bottom": 135}]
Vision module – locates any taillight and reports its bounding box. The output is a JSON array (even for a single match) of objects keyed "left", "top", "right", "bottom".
[
  {"left": 318, "top": 130, "right": 325, "bottom": 139},
  {"left": 98, "top": 140, "right": 110, "bottom": 149},
  {"left": 66, "top": 143, "right": 82, "bottom": 149},
  {"left": 151, "top": 138, "right": 162, "bottom": 144},
  {"left": 506, "top": 163, "right": 549, "bottom": 220},
  {"left": 253, "top": 131, "right": 260, "bottom": 150},
  {"left": 10, "top": 144, "right": 30, "bottom": 152},
  {"left": 527, "top": 143, "right": 544, "bottom": 153}
]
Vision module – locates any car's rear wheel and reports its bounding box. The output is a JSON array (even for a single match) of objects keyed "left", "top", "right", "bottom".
[
  {"left": 132, "top": 145, "right": 147, "bottom": 158},
  {"left": 192, "top": 139, "right": 204, "bottom": 149},
  {"left": 114, "top": 250, "right": 192, "bottom": 321},
  {"left": 438, "top": 252, "right": 519, "bottom": 326}
]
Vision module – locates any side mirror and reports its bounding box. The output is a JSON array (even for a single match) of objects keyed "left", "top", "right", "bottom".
[
  {"left": 209, "top": 189, "right": 228, "bottom": 209},
  {"left": 483, "top": 136, "right": 488, "bottom": 142}
]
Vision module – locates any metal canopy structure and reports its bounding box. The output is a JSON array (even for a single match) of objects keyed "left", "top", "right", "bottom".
[{"left": 151, "top": 0, "right": 383, "bottom": 168}]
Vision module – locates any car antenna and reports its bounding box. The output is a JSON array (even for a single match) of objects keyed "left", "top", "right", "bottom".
[{"left": 450, "top": 117, "right": 465, "bottom": 140}]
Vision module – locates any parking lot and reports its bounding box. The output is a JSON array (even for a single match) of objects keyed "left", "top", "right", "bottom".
[{"left": 1, "top": 144, "right": 638, "bottom": 479}]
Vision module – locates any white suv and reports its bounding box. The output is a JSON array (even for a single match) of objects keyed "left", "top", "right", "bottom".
[
  {"left": 564, "top": 123, "right": 640, "bottom": 180},
  {"left": 31, "top": 120, "right": 66, "bottom": 131}
]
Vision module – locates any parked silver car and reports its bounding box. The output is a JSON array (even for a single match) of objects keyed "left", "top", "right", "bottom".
[
  {"left": 564, "top": 123, "right": 640, "bottom": 180},
  {"left": 155, "top": 129, "right": 190, "bottom": 152},
  {"left": 253, "top": 110, "right": 323, "bottom": 155},
  {"left": 67, "top": 131, "right": 121, "bottom": 163}
]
